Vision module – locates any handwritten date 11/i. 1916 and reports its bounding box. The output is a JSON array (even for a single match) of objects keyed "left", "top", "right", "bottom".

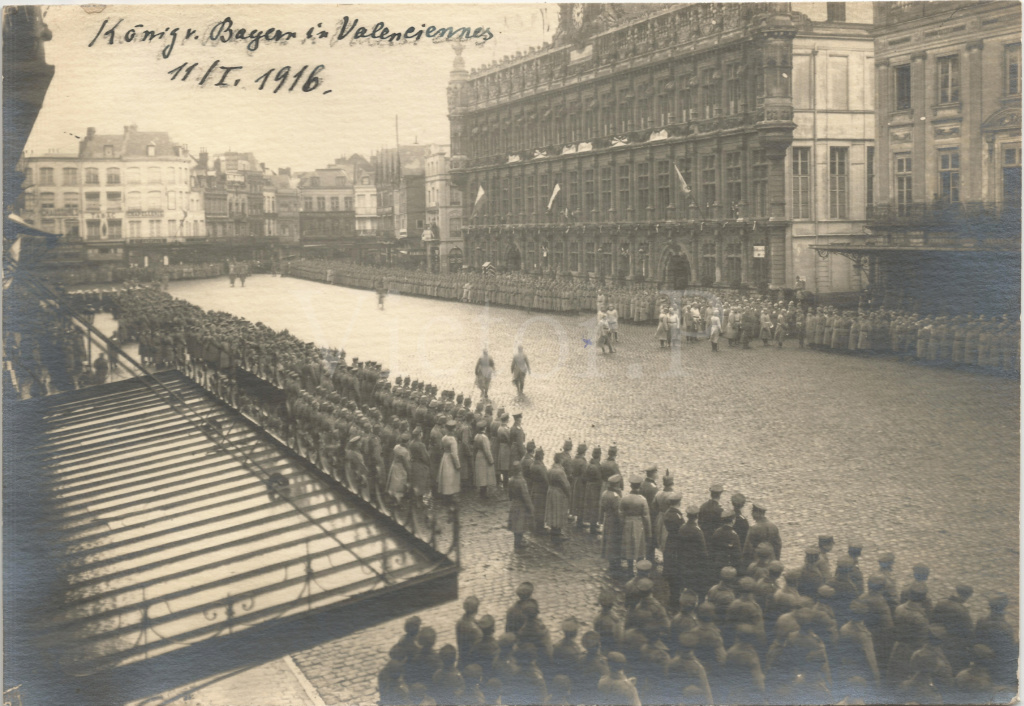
[{"left": 167, "top": 60, "right": 330, "bottom": 94}]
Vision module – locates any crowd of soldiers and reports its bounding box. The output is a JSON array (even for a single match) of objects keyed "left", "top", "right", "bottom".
[
  {"left": 378, "top": 558, "right": 1016, "bottom": 706},
  {"left": 49, "top": 261, "right": 226, "bottom": 287},
  {"left": 286, "top": 259, "right": 1019, "bottom": 374}
]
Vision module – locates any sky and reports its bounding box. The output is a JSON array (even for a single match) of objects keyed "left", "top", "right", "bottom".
[{"left": 23, "top": 3, "right": 555, "bottom": 172}]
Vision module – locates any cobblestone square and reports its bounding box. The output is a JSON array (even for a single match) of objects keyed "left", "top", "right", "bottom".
[{"left": 167, "top": 275, "right": 1019, "bottom": 705}]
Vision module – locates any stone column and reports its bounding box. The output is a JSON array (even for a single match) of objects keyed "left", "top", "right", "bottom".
[
  {"left": 965, "top": 41, "right": 984, "bottom": 202},
  {"left": 910, "top": 51, "right": 928, "bottom": 204}
]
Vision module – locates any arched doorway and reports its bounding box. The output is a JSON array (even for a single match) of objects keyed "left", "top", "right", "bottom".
[
  {"left": 506, "top": 244, "right": 522, "bottom": 271},
  {"left": 665, "top": 252, "right": 691, "bottom": 291}
]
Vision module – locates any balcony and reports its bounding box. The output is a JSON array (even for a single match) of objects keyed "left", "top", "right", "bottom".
[{"left": 868, "top": 202, "right": 1021, "bottom": 250}]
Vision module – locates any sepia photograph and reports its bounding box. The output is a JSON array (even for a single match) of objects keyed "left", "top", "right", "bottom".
[{"left": 2, "top": 2, "right": 1021, "bottom": 704}]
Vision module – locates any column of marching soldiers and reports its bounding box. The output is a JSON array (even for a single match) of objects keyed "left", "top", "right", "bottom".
[{"left": 102, "top": 287, "right": 1018, "bottom": 705}]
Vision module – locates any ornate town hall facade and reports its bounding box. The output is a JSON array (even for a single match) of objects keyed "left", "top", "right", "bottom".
[{"left": 449, "top": 3, "right": 874, "bottom": 292}]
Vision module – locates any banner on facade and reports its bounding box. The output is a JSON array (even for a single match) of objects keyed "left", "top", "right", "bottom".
[{"left": 753, "top": 246, "right": 766, "bottom": 259}]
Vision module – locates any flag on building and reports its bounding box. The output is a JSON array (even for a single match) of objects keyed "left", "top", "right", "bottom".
[
  {"left": 472, "top": 185, "right": 486, "bottom": 217},
  {"left": 482, "top": 261, "right": 496, "bottom": 275},
  {"left": 547, "top": 183, "right": 561, "bottom": 211},
  {"left": 674, "top": 163, "right": 691, "bottom": 197}
]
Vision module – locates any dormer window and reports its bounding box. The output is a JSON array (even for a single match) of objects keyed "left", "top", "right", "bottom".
[
  {"left": 104, "top": 145, "right": 114, "bottom": 157},
  {"left": 146, "top": 144, "right": 156, "bottom": 157}
]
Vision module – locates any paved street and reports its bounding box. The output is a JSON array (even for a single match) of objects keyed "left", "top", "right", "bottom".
[{"left": 169, "top": 274, "right": 1019, "bottom": 705}]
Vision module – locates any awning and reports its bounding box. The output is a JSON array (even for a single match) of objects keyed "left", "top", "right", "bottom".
[{"left": 5, "top": 371, "right": 457, "bottom": 701}]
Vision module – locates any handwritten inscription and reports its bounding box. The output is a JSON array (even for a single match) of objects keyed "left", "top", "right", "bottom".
[
  {"left": 89, "top": 14, "right": 493, "bottom": 97},
  {"left": 89, "top": 15, "right": 495, "bottom": 58},
  {"left": 167, "top": 61, "right": 329, "bottom": 93}
]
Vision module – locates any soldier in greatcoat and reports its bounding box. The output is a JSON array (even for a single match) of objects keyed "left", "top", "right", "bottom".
[
  {"left": 620, "top": 475, "right": 653, "bottom": 576},
  {"left": 698, "top": 484, "right": 725, "bottom": 544},
  {"left": 581, "top": 447, "right": 604, "bottom": 533},
  {"left": 544, "top": 454, "right": 572, "bottom": 541},
  {"left": 507, "top": 461, "right": 533, "bottom": 550},
  {"left": 600, "top": 475, "right": 625, "bottom": 573}
]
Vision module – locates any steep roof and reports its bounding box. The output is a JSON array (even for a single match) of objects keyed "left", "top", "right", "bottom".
[{"left": 79, "top": 126, "right": 183, "bottom": 159}]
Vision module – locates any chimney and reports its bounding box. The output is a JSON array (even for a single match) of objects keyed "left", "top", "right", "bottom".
[{"left": 86, "top": 127, "right": 96, "bottom": 139}]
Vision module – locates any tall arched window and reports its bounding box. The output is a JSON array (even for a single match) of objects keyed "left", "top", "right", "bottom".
[{"left": 700, "top": 240, "right": 717, "bottom": 285}]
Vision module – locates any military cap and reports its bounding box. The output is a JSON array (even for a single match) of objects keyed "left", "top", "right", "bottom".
[
  {"left": 678, "top": 631, "right": 699, "bottom": 649},
  {"left": 836, "top": 556, "right": 855, "bottom": 571},
  {"left": 636, "top": 559, "right": 653, "bottom": 572},
  {"left": 663, "top": 475, "right": 675, "bottom": 486},
  {"left": 720, "top": 566, "right": 738, "bottom": 580},
  {"left": 709, "top": 484, "right": 724, "bottom": 493},
  {"left": 818, "top": 535, "right": 834, "bottom": 545},
  {"left": 475, "top": 402, "right": 484, "bottom": 413},
  {"left": 607, "top": 445, "right": 618, "bottom": 456},
  {"left": 755, "top": 542, "right": 774, "bottom": 558},
  {"left": 464, "top": 399, "right": 473, "bottom": 409},
  {"left": 607, "top": 651, "right": 627, "bottom": 665},
  {"left": 500, "top": 412, "right": 509, "bottom": 421},
  {"left": 417, "top": 626, "right": 437, "bottom": 644},
  {"left": 463, "top": 596, "right": 480, "bottom": 612},
  {"left": 512, "top": 412, "right": 522, "bottom": 420},
  {"left": 497, "top": 632, "right": 517, "bottom": 648},
  {"left": 696, "top": 602, "right": 716, "bottom": 621},
  {"left": 607, "top": 474, "right": 623, "bottom": 486},
  {"left": 477, "top": 614, "right": 495, "bottom": 631},
  {"left": 644, "top": 465, "right": 658, "bottom": 477},
  {"left": 496, "top": 407, "right": 505, "bottom": 416},
  {"left": 562, "top": 439, "right": 573, "bottom": 451},
  {"left": 877, "top": 551, "right": 895, "bottom": 563},
  {"left": 927, "top": 625, "right": 946, "bottom": 642},
  {"left": 731, "top": 493, "right": 746, "bottom": 506},
  {"left": 438, "top": 644, "right": 457, "bottom": 662},
  {"left": 577, "top": 442, "right": 588, "bottom": 454},
  {"left": 521, "top": 599, "right": 540, "bottom": 618},
  {"left": 598, "top": 588, "right": 617, "bottom": 607},
  {"left": 666, "top": 491, "right": 683, "bottom": 503},
  {"left": 581, "top": 631, "right": 601, "bottom": 650},
  {"left": 847, "top": 544, "right": 863, "bottom": 556},
  {"left": 399, "top": 433, "right": 411, "bottom": 444},
  {"left": 817, "top": 585, "right": 836, "bottom": 599},
  {"left": 446, "top": 419, "right": 457, "bottom": 428},
  {"left": 908, "top": 581, "right": 929, "bottom": 599},
  {"left": 805, "top": 544, "right": 821, "bottom": 556},
  {"left": 737, "top": 577, "right": 756, "bottom": 592},
  {"left": 912, "top": 564, "right": 930, "bottom": 580},
  {"left": 561, "top": 617, "right": 580, "bottom": 633},
  {"left": 768, "top": 560, "right": 785, "bottom": 573},
  {"left": 678, "top": 590, "right": 698, "bottom": 611},
  {"left": 516, "top": 581, "right": 534, "bottom": 599},
  {"left": 955, "top": 584, "right": 974, "bottom": 599},
  {"left": 720, "top": 508, "right": 735, "bottom": 522},
  {"left": 629, "top": 474, "right": 644, "bottom": 486},
  {"left": 428, "top": 399, "right": 439, "bottom": 409},
  {"left": 685, "top": 505, "right": 700, "bottom": 516},
  {"left": 867, "top": 574, "right": 886, "bottom": 590},
  {"left": 526, "top": 440, "right": 536, "bottom": 452},
  {"left": 348, "top": 435, "right": 362, "bottom": 445},
  {"left": 404, "top": 616, "right": 422, "bottom": 634}
]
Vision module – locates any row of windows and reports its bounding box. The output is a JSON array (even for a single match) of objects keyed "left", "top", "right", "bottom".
[
  {"left": 36, "top": 217, "right": 206, "bottom": 239},
  {"left": 301, "top": 196, "right": 355, "bottom": 211},
  {"left": 27, "top": 165, "right": 191, "bottom": 187},
  {"left": 467, "top": 60, "right": 772, "bottom": 157},
  {"left": 31, "top": 190, "right": 192, "bottom": 211},
  {"left": 474, "top": 238, "right": 768, "bottom": 285},
  {"left": 471, "top": 152, "right": 772, "bottom": 225},
  {"left": 891, "top": 44, "right": 1021, "bottom": 111}
]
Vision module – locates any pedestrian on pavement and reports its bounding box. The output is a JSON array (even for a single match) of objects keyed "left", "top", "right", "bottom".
[
  {"left": 742, "top": 501, "right": 782, "bottom": 563},
  {"left": 456, "top": 596, "right": 484, "bottom": 669},
  {"left": 731, "top": 493, "right": 749, "bottom": 550},
  {"left": 511, "top": 344, "right": 531, "bottom": 396},
  {"left": 474, "top": 348, "right": 494, "bottom": 400},
  {"left": 93, "top": 352, "right": 109, "bottom": 385}
]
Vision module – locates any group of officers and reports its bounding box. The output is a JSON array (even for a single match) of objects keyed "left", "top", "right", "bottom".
[{"left": 379, "top": 540, "right": 1017, "bottom": 706}]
